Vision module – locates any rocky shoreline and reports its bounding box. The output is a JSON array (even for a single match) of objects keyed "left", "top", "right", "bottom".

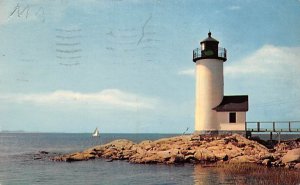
[{"left": 52, "top": 134, "right": 300, "bottom": 169}]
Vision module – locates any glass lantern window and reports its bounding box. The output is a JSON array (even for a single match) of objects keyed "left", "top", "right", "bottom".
[{"left": 201, "top": 43, "right": 205, "bottom": 51}]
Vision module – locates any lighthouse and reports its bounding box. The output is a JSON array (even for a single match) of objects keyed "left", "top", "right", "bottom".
[{"left": 193, "top": 32, "right": 248, "bottom": 135}]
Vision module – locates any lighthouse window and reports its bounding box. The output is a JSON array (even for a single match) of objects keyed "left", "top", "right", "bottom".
[
  {"left": 229, "top": 112, "right": 236, "bottom": 123},
  {"left": 201, "top": 43, "right": 205, "bottom": 51}
]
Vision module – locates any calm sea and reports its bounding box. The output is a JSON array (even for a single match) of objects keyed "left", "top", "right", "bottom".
[{"left": 0, "top": 133, "right": 299, "bottom": 185}]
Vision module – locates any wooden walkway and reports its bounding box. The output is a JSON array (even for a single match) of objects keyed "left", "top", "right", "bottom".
[{"left": 245, "top": 121, "right": 300, "bottom": 140}]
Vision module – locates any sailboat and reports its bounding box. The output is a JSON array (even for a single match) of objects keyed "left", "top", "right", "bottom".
[{"left": 92, "top": 127, "right": 100, "bottom": 137}]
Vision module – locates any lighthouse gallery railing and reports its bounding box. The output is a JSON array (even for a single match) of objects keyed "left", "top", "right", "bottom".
[{"left": 193, "top": 47, "right": 227, "bottom": 60}]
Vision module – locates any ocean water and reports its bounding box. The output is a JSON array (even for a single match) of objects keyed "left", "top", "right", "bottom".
[{"left": 0, "top": 133, "right": 299, "bottom": 185}]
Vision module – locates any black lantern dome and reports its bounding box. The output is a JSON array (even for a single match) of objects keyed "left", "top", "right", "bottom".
[{"left": 193, "top": 32, "right": 227, "bottom": 62}]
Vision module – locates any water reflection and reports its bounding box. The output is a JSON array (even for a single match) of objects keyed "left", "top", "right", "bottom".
[{"left": 193, "top": 164, "right": 247, "bottom": 185}]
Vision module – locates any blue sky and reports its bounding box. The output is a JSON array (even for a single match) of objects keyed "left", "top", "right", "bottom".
[{"left": 0, "top": 0, "right": 300, "bottom": 133}]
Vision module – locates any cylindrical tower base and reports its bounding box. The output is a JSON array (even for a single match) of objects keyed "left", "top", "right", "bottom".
[{"left": 195, "top": 58, "right": 224, "bottom": 132}]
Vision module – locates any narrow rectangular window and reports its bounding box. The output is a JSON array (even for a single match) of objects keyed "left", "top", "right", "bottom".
[
  {"left": 201, "top": 43, "right": 205, "bottom": 51},
  {"left": 229, "top": 112, "right": 236, "bottom": 123}
]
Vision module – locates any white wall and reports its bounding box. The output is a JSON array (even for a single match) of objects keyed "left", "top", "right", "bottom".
[
  {"left": 195, "top": 58, "right": 224, "bottom": 131},
  {"left": 218, "top": 112, "right": 246, "bottom": 131}
]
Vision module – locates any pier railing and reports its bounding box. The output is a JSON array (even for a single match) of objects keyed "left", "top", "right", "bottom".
[{"left": 245, "top": 121, "right": 300, "bottom": 132}]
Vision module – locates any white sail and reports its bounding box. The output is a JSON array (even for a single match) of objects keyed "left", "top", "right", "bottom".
[{"left": 92, "top": 127, "right": 100, "bottom": 137}]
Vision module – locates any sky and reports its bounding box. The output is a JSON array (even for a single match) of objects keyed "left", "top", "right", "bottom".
[{"left": 0, "top": 0, "right": 300, "bottom": 133}]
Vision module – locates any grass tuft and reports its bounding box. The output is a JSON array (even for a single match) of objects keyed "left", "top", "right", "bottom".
[{"left": 214, "top": 163, "right": 300, "bottom": 185}]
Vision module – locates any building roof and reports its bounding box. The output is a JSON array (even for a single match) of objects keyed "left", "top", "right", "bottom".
[
  {"left": 200, "top": 32, "right": 219, "bottom": 43},
  {"left": 213, "top": 95, "right": 248, "bottom": 112}
]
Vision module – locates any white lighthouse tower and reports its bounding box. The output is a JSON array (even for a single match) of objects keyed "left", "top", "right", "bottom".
[
  {"left": 193, "top": 32, "right": 248, "bottom": 135},
  {"left": 193, "top": 32, "right": 227, "bottom": 134}
]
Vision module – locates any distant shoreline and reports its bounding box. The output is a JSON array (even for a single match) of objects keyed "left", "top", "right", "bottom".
[
  {"left": 0, "top": 131, "right": 183, "bottom": 134},
  {"left": 1, "top": 131, "right": 299, "bottom": 135}
]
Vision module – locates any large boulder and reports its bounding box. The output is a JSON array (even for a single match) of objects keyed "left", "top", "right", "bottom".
[
  {"left": 139, "top": 140, "right": 153, "bottom": 150},
  {"left": 294, "top": 163, "right": 300, "bottom": 169},
  {"left": 102, "top": 139, "right": 135, "bottom": 150},
  {"left": 168, "top": 154, "right": 185, "bottom": 164},
  {"left": 156, "top": 150, "right": 173, "bottom": 160},
  {"left": 214, "top": 152, "right": 228, "bottom": 161},
  {"left": 282, "top": 148, "right": 300, "bottom": 163},
  {"left": 194, "top": 149, "right": 216, "bottom": 162},
  {"left": 262, "top": 159, "right": 271, "bottom": 166},
  {"left": 62, "top": 152, "right": 96, "bottom": 162},
  {"left": 229, "top": 155, "right": 257, "bottom": 163}
]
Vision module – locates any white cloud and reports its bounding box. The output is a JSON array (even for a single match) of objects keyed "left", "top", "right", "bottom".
[
  {"left": 178, "top": 68, "right": 194, "bottom": 76},
  {"left": 228, "top": 5, "right": 241, "bottom": 10},
  {"left": 0, "top": 89, "right": 158, "bottom": 110},
  {"left": 224, "top": 45, "right": 300, "bottom": 77},
  {"left": 224, "top": 45, "right": 300, "bottom": 120}
]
